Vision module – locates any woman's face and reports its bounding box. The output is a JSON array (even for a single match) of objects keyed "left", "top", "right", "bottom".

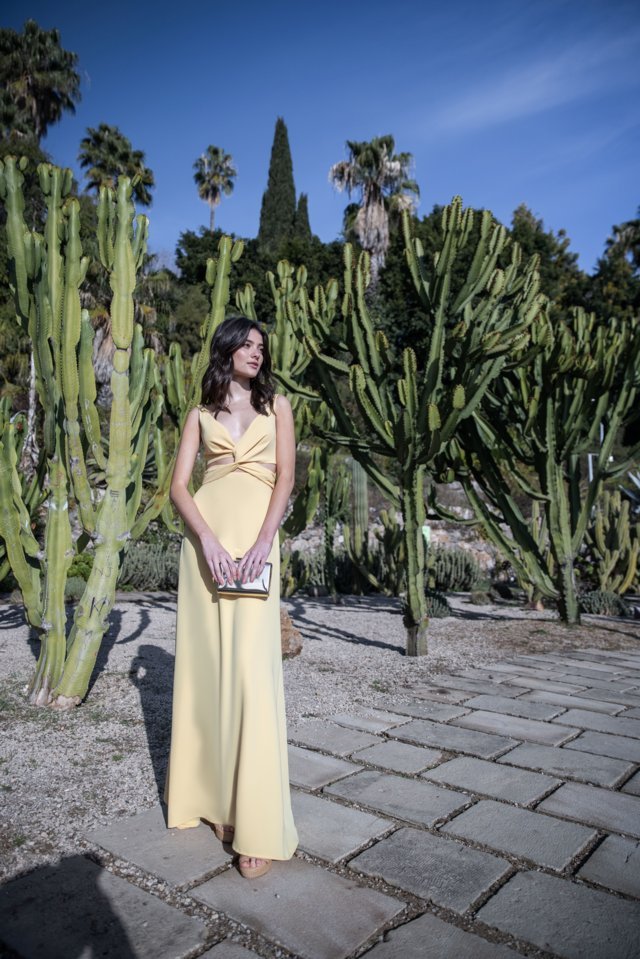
[{"left": 232, "top": 328, "right": 265, "bottom": 380}]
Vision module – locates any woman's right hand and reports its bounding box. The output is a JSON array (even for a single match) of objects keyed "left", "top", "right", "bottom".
[{"left": 199, "top": 530, "right": 237, "bottom": 587}]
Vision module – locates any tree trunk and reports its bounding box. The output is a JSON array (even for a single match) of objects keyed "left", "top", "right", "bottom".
[
  {"left": 210, "top": 204, "right": 215, "bottom": 233},
  {"left": 401, "top": 467, "right": 428, "bottom": 656}
]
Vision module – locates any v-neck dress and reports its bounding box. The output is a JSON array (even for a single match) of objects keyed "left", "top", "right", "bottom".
[{"left": 163, "top": 401, "right": 298, "bottom": 861}]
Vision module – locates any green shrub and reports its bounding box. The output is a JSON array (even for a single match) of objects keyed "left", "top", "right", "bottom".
[
  {"left": 64, "top": 576, "right": 87, "bottom": 602},
  {"left": 579, "top": 590, "right": 631, "bottom": 618},
  {"left": 68, "top": 552, "right": 94, "bottom": 581}
]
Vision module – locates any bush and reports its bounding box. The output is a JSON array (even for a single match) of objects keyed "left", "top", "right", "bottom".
[
  {"left": 469, "top": 590, "right": 492, "bottom": 605},
  {"left": 64, "top": 576, "right": 87, "bottom": 602},
  {"left": 579, "top": 590, "right": 631, "bottom": 618},
  {"left": 68, "top": 552, "right": 94, "bottom": 581},
  {"left": 431, "top": 546, "right": 482, "bottom": 592}
]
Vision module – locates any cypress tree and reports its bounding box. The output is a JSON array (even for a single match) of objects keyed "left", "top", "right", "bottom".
[
  {"left": 258, "top": 117, "right": 296, "bottom": 252},
  {"left": 293, "top": 192, "right": 312, "bottom": 241}
]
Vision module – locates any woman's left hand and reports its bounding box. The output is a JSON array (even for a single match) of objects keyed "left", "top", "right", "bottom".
[{"left": 237, "top": 536, "right": 273, "bottom": 583}]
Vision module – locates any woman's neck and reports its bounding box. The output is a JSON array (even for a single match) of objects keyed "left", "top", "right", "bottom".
[{"left": 227, "top": 376, "right": 252, "bottom": 404}]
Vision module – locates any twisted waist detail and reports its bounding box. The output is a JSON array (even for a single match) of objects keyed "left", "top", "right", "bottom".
[{"left": 202, "top": 460, "right": 276, "bottom": 489}]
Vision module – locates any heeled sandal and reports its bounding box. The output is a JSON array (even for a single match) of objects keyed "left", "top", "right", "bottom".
[
  {"left": 238, "top": 855, "right": 272, "bottom": 879},
  {"left": 212, "top": 823, "right": 235, "bottom": 842}
]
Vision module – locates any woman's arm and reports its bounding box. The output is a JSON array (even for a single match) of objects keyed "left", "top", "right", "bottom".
[
  {"left": 237, "top": 394, "right": 296, "bottom": 582},
  {"left": 170, "top": 406, "right": 238, "bottom": 586}
]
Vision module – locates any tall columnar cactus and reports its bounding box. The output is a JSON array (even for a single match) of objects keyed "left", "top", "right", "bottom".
[
  {"left": 457, "top": 307, "right": 640, "bottom": 623},
  {"left": 285, "top": 199, "right": 544, "bottom": 655},
  {"left": 0, "top": 158, "right": 243, "bottom": 706},
  {"left": 586, "top": 490, "right": 639, "bottom": 595}
]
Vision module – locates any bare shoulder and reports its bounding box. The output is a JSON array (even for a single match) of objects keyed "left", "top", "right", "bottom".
[{"left": 273, "top": 393, "right": 292, "bottom": 415}]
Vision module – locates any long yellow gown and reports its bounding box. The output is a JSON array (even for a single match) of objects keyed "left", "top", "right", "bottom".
[{"left": 163, "top": 402, "right": 299, "bottom": 861}]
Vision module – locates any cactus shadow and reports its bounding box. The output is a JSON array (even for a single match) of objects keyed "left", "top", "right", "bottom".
[
  {"left": 0, "top": 854, "right": 138, "bottom": 958},
  {"left": 129, "top": 641, "right": 174, "bottom": 802},
  {"left": 286, "top": 595, "right": 407, "bottom": 654}
]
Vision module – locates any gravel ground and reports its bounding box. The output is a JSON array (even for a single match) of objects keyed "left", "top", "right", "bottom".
[{"left": 0, "top": 592, "right": 638, "bottom": 886}]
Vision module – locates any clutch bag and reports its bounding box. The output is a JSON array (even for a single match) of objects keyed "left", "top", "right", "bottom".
[{"left": 217, "top": 561, "right": 272, "bottom": 598}]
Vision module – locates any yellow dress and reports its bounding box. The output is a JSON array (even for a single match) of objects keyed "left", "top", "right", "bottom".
[{"left": 163, "top": 401, "right": 299, "bottom": 861}]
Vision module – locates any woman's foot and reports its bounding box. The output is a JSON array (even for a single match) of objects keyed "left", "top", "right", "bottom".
[
  {"left": 213, "top": 823, "right": 235, "bottom": 842},
  {"left": 238, "top": 855, "right": 272, "bottom": 879}
]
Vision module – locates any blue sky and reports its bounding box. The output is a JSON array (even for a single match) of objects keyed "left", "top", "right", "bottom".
[{"left": 5, "top": 0, "right": 640, "bottom": 273}]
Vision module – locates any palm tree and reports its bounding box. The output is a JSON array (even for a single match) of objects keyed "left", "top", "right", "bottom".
[
  {"left": 78, "top": 124, "right": 155, "bottom": 206},
  {"left": 329, "top": 135, "right": 419, "bottom": 285},
  {"left": 0, "top": 19, "right": 81, "bottom": 142},
  {"left": 193, "top": 146, "right": 237, "bottom": 232}
]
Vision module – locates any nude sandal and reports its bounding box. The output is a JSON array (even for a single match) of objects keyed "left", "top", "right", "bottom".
[{"left": 212, "top": 823, "right": 235, "bottom": 842}]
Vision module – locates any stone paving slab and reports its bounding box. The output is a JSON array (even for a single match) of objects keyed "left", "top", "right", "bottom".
[
  {"left": 381, "top": 699, "right": 470, "bottom": 722},
  {"left": 624, "top": 707, "right": 640, "bottom": 719},
  {"left": 289, "top": 720, "right": 381, "bottom": 756},
  {"left": 291, "top": 789, "right": 391, "bottom": 863},
  {"left": 537, "top": 781, "right": 640, "bottom": 838},
  {"left": 349, "top": 826, "right": 511, "bottom": 914},
  {"left": 85, "top": 804, "right": 229, "bottom": 886},
  {"left": 440, "top": 799, "right": 597, "bottom": 871},
  {"left": 452, "top": 710, "right": 577, "bottom": 746},
  {"left": 487, "top": 674, "right": 591, "bottom": 695},
  {"left": 493, "top": 665, "right": 638, "bottom": 692},
  {"left": 511, "top": 657, "right": 629, "bottom": 680},
  {"left": 497, "top": 741, "right": 634, "bottom": 786},
  {"left": 394, "top": 718, "right": 517, "bottom": 759},
  {"left": 418, "top": 676, "right": 524, "bottom": 698},
  {"left": 327, "top": 709, "right": 411, "bottom": 733},
  {"left": 364, "top": 910, "right": 520, "bottom": 958},
  {"left": 201, "top": 943, "right": 260, "bottom": 958},
  {"left": 288, "top": 744, "right": 361, "bottom": 789},
  {"left": 621, "top": 771, "right": 640, "bottom": 796},
  {"left": 324, "top": 769, "right": 471, "bottom": 827},
  {"left": 423, "top": 755, "right": 560, "bottom": 805},
  {"left": 462, "top": 693, "right": 565, "bottom": 721},
  {"left": 518, "top": 689, "right": 625, "bottom": 715},
  {"left": 553, "top": 708, "right": 640, "bottom": 739},
  {"left": 576, "top": 688, "right": 640, "bottom": 708},
  {"left": 577, "top": 835, "right": 640, "bottom": 899},
  {"left": 409, "top": 685, "right": 476, "bottom": 704},
  {"left": 477, "top": 869, "right": 640, "bottom": 959},
  {"left": 0, "top": 854, "right": 208, "bottom": 959},
  {"left": 352, "top": 739, "right": 444, "bottom": 773},
  {"left": 191, "top": 855, "right": 405, "bottom": 959},
  {"left": 563, "top": 729, "right": 640, "bottom": 763}
]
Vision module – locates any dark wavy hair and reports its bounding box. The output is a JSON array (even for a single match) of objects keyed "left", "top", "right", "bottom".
[{"left": 201, "top": 315, "right": 275, "bottom": 415}]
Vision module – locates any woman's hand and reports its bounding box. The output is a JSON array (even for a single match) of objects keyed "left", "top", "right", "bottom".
[
  {"left": 199, "top": 530, "right": 238, "bottom": 587},
  {"left": 237, "top": 536, "right": 273, "bottom": 584}
]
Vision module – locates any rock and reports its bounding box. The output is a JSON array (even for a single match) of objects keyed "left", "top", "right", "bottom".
[{"left": 281, "top": 606, "right": 303, "bottom": 659}]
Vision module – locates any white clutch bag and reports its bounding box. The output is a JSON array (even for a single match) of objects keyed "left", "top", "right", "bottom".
[{"left": 217, "top": 561, "right": 272, "bottom": 598}]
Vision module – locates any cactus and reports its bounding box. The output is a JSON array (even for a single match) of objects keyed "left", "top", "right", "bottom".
[
  {"left": 585, "top": 490, "right": 639, "bottom": 595},
  {"left": 579, "top": 589, "right": 631, "bottom": 618},
  {"left": 457, "top": 305, "right": 640, "bottom": 624},
  {"left": 0, "top": 158, "right": 242, "bottom": 706},
  {"left": 282, "top": 199, "right": 542, "bottom": 655},
  {"left": 431, "top": 546, "right": 482, "bottom": 592}
]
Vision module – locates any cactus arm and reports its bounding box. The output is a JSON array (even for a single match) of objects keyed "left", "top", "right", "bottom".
[
  {"left": 60, "top": 198, "right": 95, "bottom": 532},
  {"left": 0, "top": 424, "right": 43, "bottom": 626},
  {"left": 78, "top": 310, "right": 106, "bottom": 470}
]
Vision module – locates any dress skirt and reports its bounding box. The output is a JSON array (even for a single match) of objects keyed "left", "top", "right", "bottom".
[{"left": 164, "top": 468, "right": 299, "bottom": 861}]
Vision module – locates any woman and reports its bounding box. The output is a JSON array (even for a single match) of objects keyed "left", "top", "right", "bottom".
[{"left": 163, "top": 315, "right": 299, "bottom": 879}]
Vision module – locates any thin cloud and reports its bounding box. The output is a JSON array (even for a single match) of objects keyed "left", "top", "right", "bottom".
[{"left": 428, "top": 31, "right": 640, "bottom": 135}]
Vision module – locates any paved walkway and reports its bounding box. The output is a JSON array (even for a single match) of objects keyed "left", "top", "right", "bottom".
[{"left": 2, "top": 648, "right": 640, "bottom": 958}]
